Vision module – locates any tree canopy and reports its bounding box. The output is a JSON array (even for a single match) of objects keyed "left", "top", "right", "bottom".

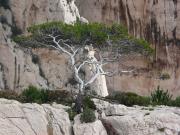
[{"left": 14, "top": 21, "right": 153, "bottom": 55}]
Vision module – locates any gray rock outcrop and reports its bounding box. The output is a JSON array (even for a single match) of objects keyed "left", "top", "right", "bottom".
[
  {"left": 0, "top": 99, "right": 72, "bottom": 135},
  {"left": 0, "top": 98, "right": 180, "bottom": 135}
]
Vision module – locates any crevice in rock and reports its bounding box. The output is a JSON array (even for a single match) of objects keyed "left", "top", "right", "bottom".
[
  {"left": 43, "top": 106, "right": 65, "bottom": 135},
  {"left": 0, "top": 110, "right": 25, "bottom": 135},
  {"left": 17, "top": 64, "right": 20, "bottom": 87},
  {"left": 0, "top": 63, "right": 8, "bottom": 90},
  {"left": 42, "top": 106, "right": 54, "bottom": 135},
  {"left": 13, "top": 56, "right": 17, "bottom": 90},
  {"left": 101, "top": 119, "right": 119, "bottom": 135},
  {"left": 20, "top": 107, "right": 38, "bottom": 135},
  {"left": 31, "top": 53, "right": 49, "bottom": 87},
  {"left": 7, "top": 118, "right": 25, "bottom": 135}
]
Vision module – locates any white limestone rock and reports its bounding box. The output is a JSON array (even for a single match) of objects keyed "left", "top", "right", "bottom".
[
  {"left": 0, "top": 98, "right": 72, "bottom": 135},
  {"left": 73, "top": 115, "right": 107, "bottom": 135}
]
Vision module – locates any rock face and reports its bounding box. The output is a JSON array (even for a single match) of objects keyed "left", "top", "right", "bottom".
[
  {"left": 0, "top": 0, "right": 108, "bottom": 97},
  {"left": 0, "top": 23, "right": 48, "bottom": 90},
  {"left": 0, "top": 98, "right": 72, "bottom": 135},
  {"left": 0, "top": 98, "right": 180, "bottom": 135},
  {"left": 76, "top": 0, "right": 180, "bottom": 67},
  {"left": 1, "top": 0, "right": 180, "bottom": 95},
  {"left": 76, "top": 0, "right": 180, "bottom": 96},
  {"left": 94, "top": 99, "right": 180, "bottom": 135},
  {"left": 76, "top": 0, "right": 179, "bottom": 42},
  {"left": 8, "top": 0, "right": 83, "bottom": 31},
  {"left": 73, "top": 115, "right": 107, "bottom": 135}
]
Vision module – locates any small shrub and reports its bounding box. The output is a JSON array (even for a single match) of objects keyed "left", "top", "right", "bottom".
[
  {"left": 107, "top": 92, "right": 150, "bottom": 106},
  {"left": 21, "top": 86, "right": 43, "bottom": 103},
  {"left": 66, "top": 108, "right": 77, "bottom": 121},
  {"left": 80, "top": 107, "right": 96, "bottom": 123},
  {"left": 20, "top": 86, "right": 73, "bottom": 105},
  {"left": 82, "top": 96, "right": 96, "bottom": 110},
  {"left": 171, "top": 96, "right": 180, "bottom": 107},
  {"left": 151, "top": 86, "right": 172, "bottom": 105}
]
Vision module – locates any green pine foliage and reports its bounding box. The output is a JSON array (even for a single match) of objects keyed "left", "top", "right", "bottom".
[{"left": 14, "top": 21, "right": 153, "bottom": 55}]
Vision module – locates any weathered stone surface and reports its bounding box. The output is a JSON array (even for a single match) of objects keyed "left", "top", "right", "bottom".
[
  {"left": 76, "top": 0, "right": 180, "bottom": 96},
  {"left": 2, "top": 0, "right": 180, "bottom": 96},
  {"left": 0, "top": 98, "right": 72, "bottom": 135},
  {"left": 8, "top": 0, "right": 83, "bottom": 31},
  {"left": 0, "top": 98, "right": 180, "bottom": 135},
  {"left": 84, "top": 46, "right": 109, "bottom": 97},
  {"left": 0, "top": 23, "right": 48, "bottom": 90},
  {"left": 76, "top": 0, "right": 179, "bottom": 41},
  {"left": 73, "top": 115, "right": 107, "bottom": 135},
  {"left": 93, "top": 99, "right": 129, "bottom": 116},
  {"left": 94, "top": 99, "right": 180, "bottom": 135}
]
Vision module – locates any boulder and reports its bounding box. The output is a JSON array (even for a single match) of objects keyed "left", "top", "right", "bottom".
[
  {"left": 73, "top": 115, "right": 107, "bottom": 135},
  {"left": 0, "top": 98, "right": 72, "bottom": 135}
]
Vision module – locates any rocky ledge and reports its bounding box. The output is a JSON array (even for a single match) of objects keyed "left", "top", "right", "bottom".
[{"left": 0, "top": 98, "right": 180, "bottom": 135}]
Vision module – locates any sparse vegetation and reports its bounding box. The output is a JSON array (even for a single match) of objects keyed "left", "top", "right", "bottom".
[
  {"left": 0, "top": 85, "right": 180, "bottom": 109},
  {"left": 0, "top": 86, "right": 73, "bottom": 105},
  {"left": 170, "top": 96, "right": 180, "bottom": 107},
  {"left": 21, "top": 85, "right": 46, "bottom": 104},
  {"left": 82, "top": 96, "right": 96, "bottom": 110},
  {"left": 66, "top": 108, "right": 77, "bottom": 121},
  {"left": 151, "top": 86, "right": 172, "bottom": 105},
  {"left": 106, "top": 92, "right": 150, "bottom": 107},
  {"left": 80, "top": 107, "right": 96, "bottom": 123}
]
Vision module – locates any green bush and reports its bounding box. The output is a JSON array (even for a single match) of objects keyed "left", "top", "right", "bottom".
[
  {"left": 171, "top": 97, "right": 180, "bottom": 107},
  {"left": 107, "top": 92, "right": 150, "bottom": 107},
  {"left": 0, "top": 86, "right": 74, "bottom": 105},
  {"left": 66, "top": 108, "right": 77, "bottom": 121},
  {"left": 82, "top": 96, "right": 96, "bottom": 110},
  {"left": 21, "top": 86, "right": 45, "bottom": 103},
  {"left": 80, "top": 107, "right": 96, "bottom": 123},
  {"left": 151, "top": 86, "right": 172, "bottom": 105}
]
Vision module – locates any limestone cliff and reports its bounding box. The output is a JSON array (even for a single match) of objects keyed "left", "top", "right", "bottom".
[
  {"left": 76, "top": 0, "right": 180, "bottom": 95},
  {"left": 0, "top": 0, "right": 81, "bottom": 91},
  {"left": 1, "top": 0, "right": 180, "bottom": 96},
  {"left": 76, "top": 0, "right": 180, "bottom": 64}
]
